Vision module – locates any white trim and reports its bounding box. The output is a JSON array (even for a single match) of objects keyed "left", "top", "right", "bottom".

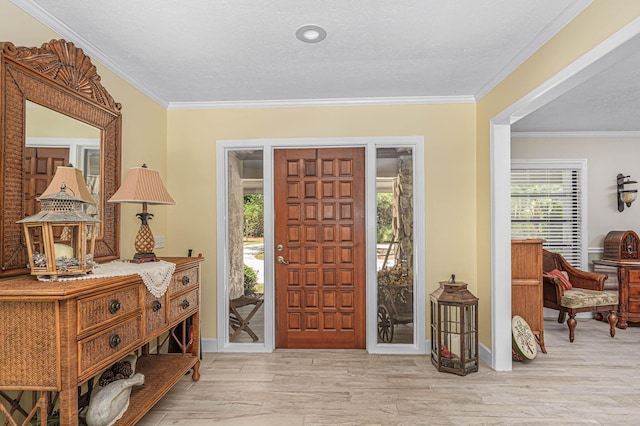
[
  {"left": 10, "top": 0, "right": 475, "bottom": 110},
  {"left": 511, "top": 158, "right": 589, "bottom": 270},
  {"left": 167, "top": 96, "right": 474, "bottom": 110},
  {"left": 475, "top": 0, "right": 593, "bottom": 101},
  {"left": 26, "top": 137, "right": 99, "bottom": 170},
  {"left": 10, "top": 0, "right": 169, "bottom": 107},
  {"left": 201, "top": 338, "right": 218, "bottom": 353},
  {"left": 216, "top": 136, "right": 425, "bottom": 354},
  {"left": 490, "top": 122, "right": 512, "bottom": 371},
  {"left": 367, "top": 137, "right": 426, "bottom": 355},
  {"left": 490, "top": 15, "right": 640, "bottom": 372},
  {"left": 493, "top": 18, "right": 640, "bottom": 126},
  {"left": 512, "top": 131, "right": 640, "bottom": 139}
]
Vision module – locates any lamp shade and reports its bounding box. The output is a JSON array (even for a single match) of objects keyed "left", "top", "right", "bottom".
[
  {"left": 42, "top": 166, "right": 96, "bottom": 204},
  {"left": 108, "top": 165, "right": 175, "bottom": 205}
]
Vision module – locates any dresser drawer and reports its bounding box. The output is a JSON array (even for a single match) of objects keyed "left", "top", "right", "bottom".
[
  {"left": 627, "top": 269, "right": 640, "bottom": 283},
  {"left": 78, "top": 316, "right": 142, "bottom": 380},
  {"left": 629, "top": 283, "right": 640, "bottom": 298},
  {"left": 169, "top": 266, "right": 199, "bottom": 294},
  {"left": 77, "top": 285, "right": 141, "bottom": 335},
  {"left": 628, "top": 300, "right": 640, "bottom": 313},
  {"left": 145, "top": 291, "right": 168, "bottom": 335},
  {"left": 170, "top": 288, "right": 199, "bottom": 322}
]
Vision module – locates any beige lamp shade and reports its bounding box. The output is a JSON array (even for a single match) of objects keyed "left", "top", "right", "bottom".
[
  {"left": 108, "top": 165, "right": 175, "bottom": 205},
  {"left": 42, "top": 166, "right": 96, "bottom": 204},
  {"left": 108, "top": 165, "right": 173, "bottom": 263}
]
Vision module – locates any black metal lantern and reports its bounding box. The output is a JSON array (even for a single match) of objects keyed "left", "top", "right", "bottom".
[{"left": 430, "top": 274, "right": 479, "bottom": 376}]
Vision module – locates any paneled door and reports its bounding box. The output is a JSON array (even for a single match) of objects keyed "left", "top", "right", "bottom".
[
  {"left": 24, "top": 147, "right": 69, "bottom": 216},
  {"left": 274, "top": 148, "right": 366, "bottom": 348}
]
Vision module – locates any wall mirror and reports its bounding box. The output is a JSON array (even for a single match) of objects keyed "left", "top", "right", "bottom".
[{"left": 0, "top": 39, "right": 121, "bottom": 277}]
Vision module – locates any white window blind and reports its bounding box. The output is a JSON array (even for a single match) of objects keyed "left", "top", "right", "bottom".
[{"left": 511, "top": 160, "right": 586, "bottom": 268}]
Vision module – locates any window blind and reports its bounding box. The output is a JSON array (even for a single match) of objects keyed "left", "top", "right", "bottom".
[{"left": 511, "top": 165, "right": 583, "bottom": 267}]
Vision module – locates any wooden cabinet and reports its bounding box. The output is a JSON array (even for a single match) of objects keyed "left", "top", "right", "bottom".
[
  {"left": 0, "top": 257, "right": 202, "bottom": 425},
  {"left": 511, "top": 239, "right": 546, "bottom": 353},
  {"left": 593, "top": 259, "right": 640, "bottom": 329}
]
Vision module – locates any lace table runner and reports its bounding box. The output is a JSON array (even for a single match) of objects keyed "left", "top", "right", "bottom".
[{"left": 39, "top": 260, "right": 177, "bottom": 297}]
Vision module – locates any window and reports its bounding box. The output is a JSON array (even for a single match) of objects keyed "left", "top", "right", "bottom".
[
  {"left": 511, "top": 160, "right": 587, "bottom": 268},
  {"left": 376, "top": 147, "right": 414, "bottom": 345}
]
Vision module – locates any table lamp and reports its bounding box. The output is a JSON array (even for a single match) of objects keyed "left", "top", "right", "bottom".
[
  {"left": 108, "top": 164, "right": 175, "bottom": 263},
  {"left": 41, "top": 165, "right": 97, "bottom": 205}
]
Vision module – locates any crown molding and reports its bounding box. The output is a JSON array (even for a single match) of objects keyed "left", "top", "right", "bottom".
[
  {"left": 10, "top": 0, "right": 170, "bottom": 107},
  {"left": 512, "top": 131, "right": 640, "bottom": 138},
  {"left": 167, "top": 95, "right": 476, "bottom": 110},
  {"left": 475, "top": 0, "right": 593, "bottom": 101},
  {"left": 11, "top": 0, "right": 476, "bottom": 110}
]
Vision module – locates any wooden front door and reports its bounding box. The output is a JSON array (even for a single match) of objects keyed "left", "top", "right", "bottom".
[
  {"left": 274, "top": 148, "right": 366, "bottom": 349},
  {"left": 24, "top": 147, "right": 69, "bottom": 216}
]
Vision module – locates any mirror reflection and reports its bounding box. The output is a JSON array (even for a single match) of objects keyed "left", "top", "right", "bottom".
[{"left": 25, "top": 101, "right": 101, "bottom": 219}]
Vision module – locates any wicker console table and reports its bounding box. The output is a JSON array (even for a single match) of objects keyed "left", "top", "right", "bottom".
[{"left": 0, "top": 256, "right": 202, "bottom": 425}]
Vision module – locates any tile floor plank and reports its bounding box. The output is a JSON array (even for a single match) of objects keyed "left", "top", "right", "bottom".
[{"left": 139, "top": 318, "right": 640, "bottom": 425}]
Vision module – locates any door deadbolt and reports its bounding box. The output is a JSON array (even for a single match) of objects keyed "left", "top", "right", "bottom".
[{"left": 276, "top": 244, "right": 284, "bottom": 251}]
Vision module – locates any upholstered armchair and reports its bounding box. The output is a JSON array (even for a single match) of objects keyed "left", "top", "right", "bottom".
[{"left": 542, "top": 249, "right": 618, "bottom": 343}]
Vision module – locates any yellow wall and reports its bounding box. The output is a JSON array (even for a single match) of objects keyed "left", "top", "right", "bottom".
[
  {"left": 477, "top": 1, "right": 640, "bottom": 346},
  {"left": 167, "top": 104, "right": 478, "bottom": 339},
  {"left": 5, "top": 0, "right": 640, "bottom": 351},
  {"left": 0, "top": 0, "right": 169, "bottom": 260},
  {"left": 26, "top": 104, "right": 100, "bottom": 138}
]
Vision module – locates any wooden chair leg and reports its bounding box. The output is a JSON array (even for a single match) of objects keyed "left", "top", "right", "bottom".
[
  {"left": 608, "top": 310, "right": 617, "bottom": 338},
  {"left": 557, "top": 311, "right": 566, "bottom": 323},
  {"left": 567, "top": 313, "right": 577, "bottom": 342}
]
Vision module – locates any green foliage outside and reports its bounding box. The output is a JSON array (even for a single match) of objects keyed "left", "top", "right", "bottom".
[
  {"left": 377, "top": 192, "right": 394, "bottom": 243},
  {"left": 244, "top": 192, "right": 396, "bottom": 243},
  {"left": 244, "top": 194, "right": 264, "bottom": 238},
  {"left": 511, "top": 183, "right": 564, "bottom": 238},
  {"left": 243, "top": 190, "right": 395, "bottom": 242},
  {"left": 244, "top": 264, "right": 258, "bottom": 296}
]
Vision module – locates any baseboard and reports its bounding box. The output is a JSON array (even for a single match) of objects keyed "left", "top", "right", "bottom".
[
  {"left": 479, "top": 342, "right": 492, "bottom": 369},
  {"left": 202, "top": 338, "right": 218, "bottom": 353}
]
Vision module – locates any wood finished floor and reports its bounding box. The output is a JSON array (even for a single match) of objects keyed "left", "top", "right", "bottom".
[{"left": 139, "top": 318, "right": 640, "bottom": 425}]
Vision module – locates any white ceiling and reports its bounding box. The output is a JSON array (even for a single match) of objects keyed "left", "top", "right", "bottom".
[{"left": 12, "top": 0, "right": 639, "bottom": 133}]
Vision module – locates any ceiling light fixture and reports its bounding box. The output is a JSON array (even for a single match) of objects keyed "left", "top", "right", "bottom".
[{"left": 296, "top": 25, "right": 327, "bottom": 43}]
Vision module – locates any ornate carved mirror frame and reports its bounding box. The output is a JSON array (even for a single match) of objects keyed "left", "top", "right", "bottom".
[{"left": 0, "top": 39, "right": 121, "bottom": 277}]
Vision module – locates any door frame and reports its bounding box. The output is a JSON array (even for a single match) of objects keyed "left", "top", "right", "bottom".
[{"left": 216, "top": 136, "right": 425, "bottom": 354}]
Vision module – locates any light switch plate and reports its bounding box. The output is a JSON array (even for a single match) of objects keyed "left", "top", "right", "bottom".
[{"left": 154, "top": 235, "right": 165, "bottom": 249}]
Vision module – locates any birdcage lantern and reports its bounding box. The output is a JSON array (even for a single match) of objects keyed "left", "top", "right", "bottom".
[
  {"left": 18, "top": 184, "right": 100, "bottom": 280},
  {"left": 430, "top": 274, "right": 479, "bottom": 376}
]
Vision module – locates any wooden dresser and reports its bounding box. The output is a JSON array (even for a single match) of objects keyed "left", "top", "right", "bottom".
[
  {"left": 592, "top": 230, "right": 640, "bottom": 329},
  {"left": 511, "top": 239, "right": 546, "bottom": 353},
  {"left": 0, "top": 256, "right": 202, "bottom": 425},
  {"left": 593, "top": 259, "right": 640, "bottom": 329}
]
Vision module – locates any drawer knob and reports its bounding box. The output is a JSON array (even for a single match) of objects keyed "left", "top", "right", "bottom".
[
  {"left": 109, "top": 300, "right": 121, "bottom": 314},
  {"left": 109, "top": 334, "right": 122, "bottom": 349},
  {"left": 182, "top": 276, "right": 190, "bottom": 285},
  {"left": 152, "top": 300, "right": 162, "bottom": 312},
  {"left": 182, "top": 299, "right": 190, "bottom": 310}
]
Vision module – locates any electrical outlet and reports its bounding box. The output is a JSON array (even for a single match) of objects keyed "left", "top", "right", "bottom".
[{"left": 154, "top": 235, "right": 165, "bottom": 249}]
